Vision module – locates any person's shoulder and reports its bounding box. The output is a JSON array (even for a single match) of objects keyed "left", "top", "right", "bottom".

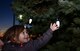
[{"left": 4, "top": 41, "right": 12, "bottom": 46}]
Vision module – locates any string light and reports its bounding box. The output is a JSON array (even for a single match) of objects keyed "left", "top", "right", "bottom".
[
  {"left": 19, "top": 15, "right": 23, "bottom": 20},
  {"left": 29, "top": 18, "right": 32, "bottom": 24},
  {"left": 56, "top": 19, "right": 60, "bottom": 27}
]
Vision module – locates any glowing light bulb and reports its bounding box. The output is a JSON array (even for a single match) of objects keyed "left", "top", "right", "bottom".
[
  {"left": 24, "top": 24, "right": 26, "bottom": 28},
  {"left": 29, "top": 19, "right": 32, "bottom": 24},
  {"left": 19, "top": 15, "right": 23, "bottom": 20},
  {"left": 56, "top": 20, "right": 60, "bottom": 27}
]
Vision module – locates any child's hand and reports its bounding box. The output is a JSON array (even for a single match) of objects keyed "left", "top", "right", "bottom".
[{"left": 50, "top": 23, "right": 59, "bottom": 31}]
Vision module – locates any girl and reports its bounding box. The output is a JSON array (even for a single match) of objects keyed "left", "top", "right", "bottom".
[{"left": 2, "top": 23, "right": 59, "bottom": 51}]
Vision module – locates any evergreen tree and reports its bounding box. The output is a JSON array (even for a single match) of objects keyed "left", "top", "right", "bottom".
[{"left": 11, "top": 0, "right": 80, "bottom": 51}]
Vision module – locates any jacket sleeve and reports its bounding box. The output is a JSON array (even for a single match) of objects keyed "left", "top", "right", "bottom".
[
  {"left": 33, "top": 28, "right": 53, "bottom": 49},
  {"left": 2, "top": 44, "right": 11, "bottom": 51}
]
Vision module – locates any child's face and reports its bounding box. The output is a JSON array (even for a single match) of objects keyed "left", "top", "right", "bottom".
[{"left": 18, "top": 29, "right": 30, "bottom": 43}]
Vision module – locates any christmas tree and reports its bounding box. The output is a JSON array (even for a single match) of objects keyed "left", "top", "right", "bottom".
[{"left": 11, "top": 0, "right": 80, "bottom": 51}]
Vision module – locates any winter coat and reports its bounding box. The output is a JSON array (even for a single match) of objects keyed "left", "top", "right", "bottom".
[{"left": 2, "top": 29, "right": 53, "bottom": 51}]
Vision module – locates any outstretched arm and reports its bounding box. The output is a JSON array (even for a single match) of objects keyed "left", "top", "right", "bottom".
[{"left": 33, "top": 23, "right": 59, "bottom": 49}]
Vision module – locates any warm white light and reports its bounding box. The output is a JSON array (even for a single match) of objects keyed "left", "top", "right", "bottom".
[
  {"left": 24, "top": 24, "right": 26, "bottom": 28},
  {"left": 56, "top": 20, "right": 60, "bottom": 27},
  {"left": 29, "top": 19, "right": 32, "bottom": 24},
  {"left": 19, "top": 15, "right": 23, "bottom": 20}
]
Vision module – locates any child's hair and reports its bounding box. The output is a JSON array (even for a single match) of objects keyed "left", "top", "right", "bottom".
[{"left": 2, "top": 25, "right": 29, "bottom": 43}]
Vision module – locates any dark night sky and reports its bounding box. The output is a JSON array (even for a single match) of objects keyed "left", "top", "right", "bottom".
[{"left": 0, "top": 0, "right": 14, "bottom": 32}]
